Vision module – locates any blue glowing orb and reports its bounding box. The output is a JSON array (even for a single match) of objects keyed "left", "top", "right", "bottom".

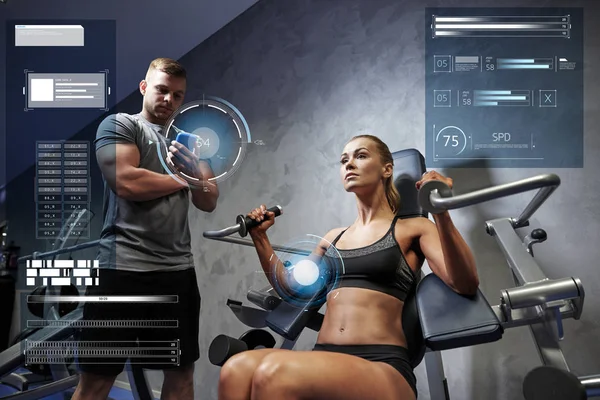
[{"left": 272, "top": 234, "right": 344, "bottom": 309}]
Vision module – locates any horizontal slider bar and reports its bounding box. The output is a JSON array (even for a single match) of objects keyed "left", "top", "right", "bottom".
[
  {"left": 475, "top": 96, "right": 528, "bottom": 100},
  {"left": 434, "top": 16, "right": 568, "bottom": 23},
  {"left": 55, "top": 83, "right": 98, "bottom": 86},
  {"left": 26, "top": 349, "right": 178, "bottom": 356},
  {"left": 474, "top": 90, "right": 529, "bottom": 95},
  {"left": 497, "top": 58, "right": 553, "bottom": 63},
  {"left": 475, "top": 90, "right": 511, "bottom": 95},
  {"left": 27, "top": 340, "right": 177, "bottom": 348},
  {"left": 27, "top": 295, "right": 178, "bottom": 303},
  {"left": 497, "top": 65, "right": 551, "bottom": 69},
  {"left": 27, "top": 357, "right": 178, "bottom": 364},
  {"left": 435, "top": 31, "right": 567, "bottom": 37},
  {"left": 435, "top": 24, "right": 566, "bottom": 29},
  {"left": 27, "top": 320, "right": 179, "bottom": 328}
]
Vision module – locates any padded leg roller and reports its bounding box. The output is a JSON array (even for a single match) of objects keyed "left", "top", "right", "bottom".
[
  {"left": 523, "top": 366, "right": 586, "bottom": 400},
  {"left": 208, "top": 329, "right": 276, "bottom": 366}
]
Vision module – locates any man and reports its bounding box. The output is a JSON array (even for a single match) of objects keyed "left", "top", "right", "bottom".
[{"left": 73, "top": 58, "right": 218, "bottom": 400}]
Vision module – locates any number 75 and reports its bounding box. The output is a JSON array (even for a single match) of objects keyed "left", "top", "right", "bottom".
[{"left": 443, "top": 135, "right": 459, "bottom": 147}]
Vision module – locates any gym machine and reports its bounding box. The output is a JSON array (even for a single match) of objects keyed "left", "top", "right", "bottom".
[
  {"left": 204, "top": 149, "right": 599, "bottom": 399},
  {"left": 0, "top": 209, "right": 155, "bottom": 400}
]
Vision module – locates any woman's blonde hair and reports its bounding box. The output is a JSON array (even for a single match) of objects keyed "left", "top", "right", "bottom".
[{"left": 349, "top": 135, "right": 400, "bottom": 214}]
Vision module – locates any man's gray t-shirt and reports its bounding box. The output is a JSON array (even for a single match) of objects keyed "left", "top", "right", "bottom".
[{"left": 94, "top": 112, "right": 193, "bottom": 272}]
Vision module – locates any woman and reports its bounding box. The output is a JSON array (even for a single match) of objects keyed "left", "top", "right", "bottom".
[{"left": 218, "top": 135, "right": 479, "bottom": 400}]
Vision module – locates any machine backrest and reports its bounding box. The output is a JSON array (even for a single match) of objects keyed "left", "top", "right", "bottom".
[
  {"left": 392, "top": 148, "right": 427, "bottom": 368},
  {"left": 392, "top": 149, "right": 428, "bottom": 220}
]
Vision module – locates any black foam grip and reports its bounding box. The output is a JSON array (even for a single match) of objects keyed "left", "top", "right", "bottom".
[
  {"left": 208, "top": 330, "right": 276, "bottom": 367},
  {"left": 208, "top": 335, "right": 248, "bottom": 367},
  {"left": 243, "top": 206, "right": 282, "bottom": 229},
  {"left": 238, "top": 205, "right": 282, "bottom": 237},
  {"left": 238, "top": 329, "right": 276, "bottom": 350}
]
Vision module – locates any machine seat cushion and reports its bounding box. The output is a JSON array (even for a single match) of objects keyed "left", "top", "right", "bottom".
[{"left": 416, "top": 274, "right": 503, "bottom": 351}]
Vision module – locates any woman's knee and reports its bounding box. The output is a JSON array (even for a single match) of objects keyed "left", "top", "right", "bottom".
[
  {"left": 251, "top": 353, "right": 298, "bottom": 396},
  {"left": 219, "top": 352, "right": 262, "bottom": 386}
]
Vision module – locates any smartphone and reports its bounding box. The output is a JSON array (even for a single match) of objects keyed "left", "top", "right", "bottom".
[{"left": 175, "top": 132, "right": 199, "bottom": 152}]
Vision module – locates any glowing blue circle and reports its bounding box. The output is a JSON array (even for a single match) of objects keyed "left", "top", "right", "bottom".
[
  {"left": 159, "top": 96, "right": 252, "bottom": 186},
  {"left": 291, "top": 259, "right": 320, "bottom": 286},
  {"left": 272, "top": 234, "right": 345, "bottom": 309}
]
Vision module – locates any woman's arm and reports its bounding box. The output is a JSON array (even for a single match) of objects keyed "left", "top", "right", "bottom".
[
  {"left": 416, "top": 214, "right": 479, "bottom": 295},
  {"left": 414, "top": 171, "right": 479, "bottom": 295},
  {"left": 249, "top": 231, "right": 292, "bottom": 294},
  {"left": 248, "top": 205, "right": 344, "bottom": 299}
]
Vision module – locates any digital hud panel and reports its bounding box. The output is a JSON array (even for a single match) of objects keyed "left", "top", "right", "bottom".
[{"left": 425, "top": 8, "right": 583, "bottom": 168}]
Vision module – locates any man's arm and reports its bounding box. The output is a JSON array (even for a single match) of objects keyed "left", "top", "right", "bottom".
[
  {"left": 97, "top": 143, "right": 187, "bottom": 202},
  {"left": 95, "top": 114, "right": 188, "bottom": 202},
  {"left": 188, "top": 159, "right": 219, "bottom": 212}
]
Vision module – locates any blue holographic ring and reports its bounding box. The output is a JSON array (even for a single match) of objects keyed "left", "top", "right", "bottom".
[
  {"left": 159, "top": 96, "right": 252, "bottom": 185},
  {"left": 272, "top": 235, "right": 345, "bottom": 309}
]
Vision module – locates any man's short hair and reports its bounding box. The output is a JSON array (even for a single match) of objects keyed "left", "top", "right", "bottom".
[{"left": 147, "top": 57, "right": 186, "bottom": 79}]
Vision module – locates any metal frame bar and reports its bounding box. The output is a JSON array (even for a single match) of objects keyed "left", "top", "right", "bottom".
[
  {"left": 425, "top": 350, "right": 449, "bottom": 400},
  {"left": 485, "top": 217, "right": 578, "bottom": 373},
  {"left": 0, "top": 375, "right": 79, "bottom": 400},
  {"left": 202, "top": 236, "right": 310, "bottom": 256},
  {"left": 581, "top": 374, "right": 600, "bottom": 397},
  {"left": 486, "top": 218, "right": 548, "bottom": 285},
  {"left": 429, "top": 173, "right": 560, "bottom": 228}
]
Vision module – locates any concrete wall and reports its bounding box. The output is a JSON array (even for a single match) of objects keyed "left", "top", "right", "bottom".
[{"left": 3, "top": 0, "right": 599, "bottom": 399}]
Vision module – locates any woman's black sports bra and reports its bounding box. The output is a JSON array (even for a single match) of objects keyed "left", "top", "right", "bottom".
[{"left": 323, "top": 216, "right": 417, "bottom": 302}]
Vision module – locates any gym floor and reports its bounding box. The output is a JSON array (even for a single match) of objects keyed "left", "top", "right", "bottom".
[{"left": 0, "top": 368, "right": 157, "bottom": 400}]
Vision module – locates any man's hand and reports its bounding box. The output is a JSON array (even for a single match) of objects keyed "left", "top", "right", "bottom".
[
  {"left": 167, "top": 140, "right": 203, "bottom": 181},
  {"left": 415, "top": 170, "right": 453, "bottom": 190}
]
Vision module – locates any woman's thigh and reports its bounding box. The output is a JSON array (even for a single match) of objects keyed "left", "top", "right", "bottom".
[
  {"left": 252, "top": 350, "right": 416, "bottom": 400},
  {"left": 220, "top": 348, "right": 293, "bottom": 383}
]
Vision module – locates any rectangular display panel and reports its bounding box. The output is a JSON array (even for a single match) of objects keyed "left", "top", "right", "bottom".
[{"left": 426, "top": 8, "right": 583, "bottom": 168}]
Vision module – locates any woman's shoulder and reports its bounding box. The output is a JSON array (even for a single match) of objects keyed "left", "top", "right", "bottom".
[
  {"left": 321, "top": 227, "right": 348, "bottom": 245},
  {"left": 393, "top": 216, "right": 432, "bottom": 238}
]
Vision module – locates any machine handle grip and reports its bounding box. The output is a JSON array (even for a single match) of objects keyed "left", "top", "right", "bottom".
[
  {"left": 203, "top": 205, "right": 283, "bottom": 238},
  {"left": 237, "top": 206, "right": 283, "bottom": 237},
  {"left": 247, "top": 289, "right": 281, "bottom": 310},
  {"left": 418, "top": 174, "right": 560, "bottom": 220}
]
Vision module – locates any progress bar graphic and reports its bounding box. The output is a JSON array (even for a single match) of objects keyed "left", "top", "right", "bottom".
[
  {"left": 472, "top": 90, "right": 530, "bottom": 106},
  {"left": 497, "top": 58, "right": 553, "bottom": 70},
  {"left": 27, "top": 320, "right": 179, "bottom": 328},
  {"left": 433, "top": 15, "right": 570, "bottom": 38},
  {"left": 26, "top": 340, "right": 180, "bottom": 365},
  {"left": 27, "top": 295, "right": 178, "bottom": 303}
]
